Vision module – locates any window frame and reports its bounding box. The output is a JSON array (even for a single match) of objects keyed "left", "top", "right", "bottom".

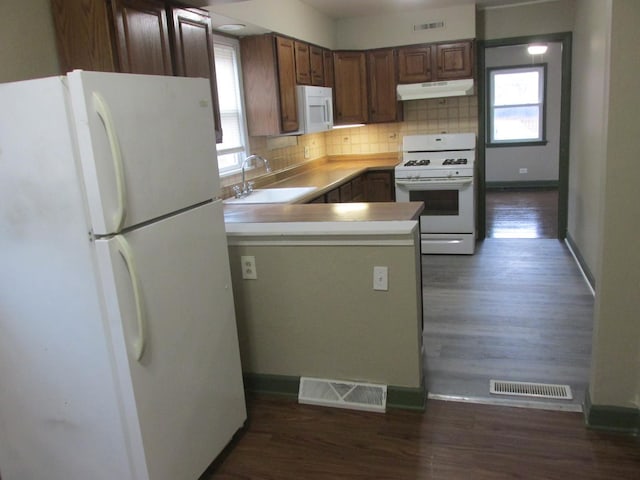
[
  {"left": 486, "top": 63, "right": 548, "bottom": 148},
  {"left": 212, "top": 33, "right": 250, "bottom": 175}
]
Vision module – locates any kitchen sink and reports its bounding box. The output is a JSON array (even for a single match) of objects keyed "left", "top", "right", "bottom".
[{"left": 223, "top": 186, "right": 317, "bottom": 204}]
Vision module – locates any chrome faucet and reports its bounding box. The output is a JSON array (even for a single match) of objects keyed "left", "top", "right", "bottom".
[{"left": 233, "top": 154, "right": 272, "bottom": 198}]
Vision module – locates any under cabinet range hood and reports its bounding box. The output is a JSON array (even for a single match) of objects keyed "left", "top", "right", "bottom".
[{"left": 396, "top": 78, "right": 474, "bottom": 101}]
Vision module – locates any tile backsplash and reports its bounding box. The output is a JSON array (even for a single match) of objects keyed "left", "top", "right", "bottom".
[
  {"left": 325, "top": 95, "right": 478, "bottom": 155},
  {"left": 220, "top": 95, "right": 478, "bottom": 195}
]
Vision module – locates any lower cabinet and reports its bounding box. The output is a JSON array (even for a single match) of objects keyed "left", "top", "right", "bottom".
[
  {"left": 308, "top": 170, "right": 394, "bottom": 203},
  {"left": 365, "top": 171, "right": 395, "bottom": 202}
]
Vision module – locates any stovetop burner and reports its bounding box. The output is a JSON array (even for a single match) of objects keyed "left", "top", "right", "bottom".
[{"left": 404, "top": 159, "right": 431, "bottom": 167}]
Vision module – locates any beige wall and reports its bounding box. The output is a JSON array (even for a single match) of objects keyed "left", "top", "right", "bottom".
[
  {"left": 567, "top": 1, "right": 610, "bottom": 285},
  {"left": 0, "top": 0, "right": 59, "bottom": 83},
  {"left": 477, "top": 0, "right": 575, "bottom": 40},
  {"left": 588, "top": 0, "right": 640, "bottom": 408},
  {"left": 335, "top": 4, "right": 475, "bottom": 50},
  {"left": 227, "top": 238, "right": 423, "bottom": 389}
]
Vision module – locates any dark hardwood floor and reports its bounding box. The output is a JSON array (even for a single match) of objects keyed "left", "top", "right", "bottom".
[
  {"left": 423, "top": 187, "right": 592, "bottom": 409},
  {"left": 201, "top": 188, "right": 613, "bottom": 479},
  {"left": 422, "top": 239, "right": 593, "bottom": 410},
  {"left": 486, "top": 188, "right": 558, "bottom": 238},
  {"left": 204, "top": 394, "right": 640, "bottom": 479}
]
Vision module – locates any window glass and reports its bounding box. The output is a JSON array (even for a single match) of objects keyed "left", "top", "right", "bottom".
[
  {"left": 489, "top": 65, "right": 545, "bottom": 144},
  {"left": 212, "top": 36, "right": 249, "bottom": 173}
]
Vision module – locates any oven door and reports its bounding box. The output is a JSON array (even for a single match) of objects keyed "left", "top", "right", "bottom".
[{"left": 395, "top": 177, "right": 475, "bottom": 233}]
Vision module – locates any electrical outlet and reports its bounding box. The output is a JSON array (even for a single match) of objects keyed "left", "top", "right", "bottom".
[
  {"left": 304, "top": 145, "right": 310, "bottom": 159},
  {"left": 241, "top": 255, "right": 257, "bottom": 280},
  {"left": 373, "top": 266, "right": 388, "bottom": 291},
  {"left": 519, "top": 168, "right": 528, "bottom": 174}
]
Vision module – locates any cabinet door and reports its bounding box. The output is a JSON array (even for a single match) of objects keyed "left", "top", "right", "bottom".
[
  {"left": 294, "top": 41, "right": 311, "bottom": 85},
  {"left": 367, "top": 49, "right": 400, "bottom": 123},
  {"left": 326, "top": 188, "right": 341, "bottom": 203},
  {"left": 51, "top": 0, "right": 118, "bottom": 73},
  {"left": 310, "top": 46, "right": 325, "bottom": 86},
  {"left": 339, "top": 181, "right": 353, "bottom": 202},
  {"left": 276, "top": 37, "right": 299, "bottom": 132},
  {"left": 398, "top": 45, "right": 433, "bottom": 83},
  {"left": 111, "top": 0, "right": 173, "bottom": 75},
  {"left": 323, "top": 49, "right": 334, "bottom": 88},
  {"left": 333, "top": 51, "right": 368, "bottom": 124},
  {"left": 351, "top": 175, "right": 364, "bottom": 202},
  {"left": 366, "top": 171, "right": 394, "bottom": 202},
  {"left": 435, "top": 41, "right": 473, "bottom": 80},
  {"left": 170, "top": 7, "right": 222, "bottom": 143}
]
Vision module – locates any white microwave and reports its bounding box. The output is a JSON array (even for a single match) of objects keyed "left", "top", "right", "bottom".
[{"left": 292, "top": 85, "right": 333, "bottom": 135}]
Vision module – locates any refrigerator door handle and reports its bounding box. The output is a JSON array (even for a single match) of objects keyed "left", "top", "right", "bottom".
[
  {"left": 115, "top": 234, "right": 146, "bottom": 361},
  {"left": 93, "top": 91, "right": 127, "bottom": 233}
]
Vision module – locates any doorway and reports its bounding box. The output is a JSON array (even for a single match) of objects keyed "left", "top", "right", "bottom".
[{"left": 476, "top": 33, "right": 572, "bottom": 240}]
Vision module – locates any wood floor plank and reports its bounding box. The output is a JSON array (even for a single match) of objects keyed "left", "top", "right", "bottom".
[
  {"left": 203, "top": 395, "right": 640, "bottom": 479},
  {"left": 422, "top": 238, "right": 594, "bottom": 409},
  {"left": 486, "top": 188, "right": 558, "bottom": 239}
]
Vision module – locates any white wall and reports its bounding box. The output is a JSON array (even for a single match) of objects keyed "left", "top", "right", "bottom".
[
  {"left": 485, "top": 42, "right": 562, "bottom": 183},
  {"left": 0, "top": 0, "right": 59, "bottom": 83},
  {"left": 478, "top": 0, "right": 575, "bottom": 40},
  {"left": 206, "top": 0, "right": 335, "bottom": 48},
  {"left": 335, "top": 4, "right": 475, "bottom": 50}
]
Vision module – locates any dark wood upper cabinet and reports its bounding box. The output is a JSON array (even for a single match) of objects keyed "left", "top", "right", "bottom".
[
  {"left": 294, "top": 41, "right": 311, "bottom": 85},
  {"left": 51, "top": 0, "right": 224, "bottom": 143},
  {"left": 276, "top": 37, "right": 299, "bottom": 132},
  {"left": 398, "top": 40, "right": 473, "bottom": 83},
  {"left": 51, "top": 0, "right": 118, "bottom": 73},
  {"left": 333, "top": 51, "right": 368, "bottom": 124},
  {"left": 111, "top": 0, "right": 173, "bottom": 75},
  {"left": 436, "top": 41, "right": 473, "bottom": 80},
  {"left": 367, "top": 49, "right": 401, "bottom": 123},
  {"left": 240, "top": 35, "right": 298, "bottom": 135},
  {"left": 323, "top": 49, "right": 334, "bottom": 88},
  {"left": 170, "top": 7, "right": 222, "bottom": 143},
  {"left": 310, "top": 45, "right": 324, "bottom": 86},
  {"left": 398, "top": 45, "right": 433, "bottom": 83}
]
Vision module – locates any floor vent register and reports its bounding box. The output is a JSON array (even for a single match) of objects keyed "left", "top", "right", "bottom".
[
  {"left": 490, "top": 380, "right": 573, "bottom": 400},
  {"left": 298, "top": 377, "right": 387, "bottom": 412}
]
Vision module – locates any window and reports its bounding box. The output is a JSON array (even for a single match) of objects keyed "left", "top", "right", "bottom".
[
  {"left": 212, "top": 35, "right": 249, "bottom": 173},
  {"left": 488, "top": 65, "right": 546, "bottom": 145}
]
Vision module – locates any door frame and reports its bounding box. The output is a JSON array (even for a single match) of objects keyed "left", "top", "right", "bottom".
[{"left": 476, "top": 32, "right": 572, "bottom": 240}]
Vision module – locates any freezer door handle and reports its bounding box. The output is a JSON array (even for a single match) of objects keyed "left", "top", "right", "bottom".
[
  {"left": 115, "top": 234, "right": 146, "bottom": 361},
  {"left": 93, "top": 92, "right": 127, "bottom": 233}
]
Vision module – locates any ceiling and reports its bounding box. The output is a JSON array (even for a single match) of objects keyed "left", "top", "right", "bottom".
[{"left": 299, "top": 0, "right": 539, "bottom": 19}]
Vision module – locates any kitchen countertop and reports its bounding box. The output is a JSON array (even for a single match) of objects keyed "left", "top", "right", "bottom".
[
  {"left": 224, "top": 201, "right": 424, "bottom": 224},
  {"left": 223, "top": 155, "right": 422, "bottom": 225},
  {"left": 263, "top": 157, "right": 400, "bottom": 202}
]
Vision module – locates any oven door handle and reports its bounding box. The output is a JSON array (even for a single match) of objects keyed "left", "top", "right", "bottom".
[{"left": 395, "top": 178, "right": 473, "bottom": 188}]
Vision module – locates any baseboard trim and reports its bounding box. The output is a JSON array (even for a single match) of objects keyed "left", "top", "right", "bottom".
[
  {"left": 243, "top": 373, "right": 426, "bottom": 411},
  {"left": 243, "top": 373, "right": 300, "bottom": 398},
  {"left": 584, "top": 389, "right": 640, "bottom": 435},
  {"left": 565, "top": 233, "right": 596, "bottom": 293},
  {"left": 486, "top": 180, "right": 559, "bottom": 190}
]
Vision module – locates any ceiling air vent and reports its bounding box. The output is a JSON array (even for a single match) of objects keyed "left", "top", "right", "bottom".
[{"left": 414, "top": 21, "right": 445, "bottom": 31}]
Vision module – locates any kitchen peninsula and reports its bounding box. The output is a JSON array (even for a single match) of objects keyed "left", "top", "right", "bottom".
[{"left": 223, "top": 158, "right": 426, "bottom": 411}]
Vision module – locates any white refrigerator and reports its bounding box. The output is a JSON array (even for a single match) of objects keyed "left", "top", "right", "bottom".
[{"left": 0, "top": 71, "right": 246, "bottom": 480}]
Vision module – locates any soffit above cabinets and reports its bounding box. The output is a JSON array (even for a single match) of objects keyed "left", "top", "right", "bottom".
[{"left": 299, "top": 0, "right": 543, "bottom": 19}]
